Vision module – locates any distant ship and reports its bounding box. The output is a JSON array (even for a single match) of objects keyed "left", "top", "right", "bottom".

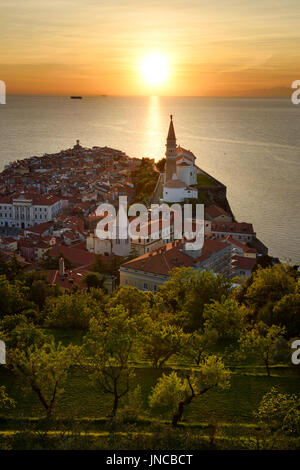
[{"left": 70, "top": 96, "right": 82, "bottom": 99}]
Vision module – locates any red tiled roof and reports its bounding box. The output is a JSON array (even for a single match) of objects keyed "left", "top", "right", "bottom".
[
  {"left": 43, "top": 268, "right": 88, "bottom": 290},
  {"left": 164, "top": 179, "right": 187, "bottom": 189},
  {"left": 232, "top": 255, "right": 257, "bottom": 271},
  {"left": 25, "top": 221, "right": 53, "bottom": 235},
  {"left": 176, "top": 146, "right": 196, "bottom": 160},
  {"left": 121, "top": 238, "right": 229, "bottom": 276},
  {"left": 48, "top": 244, "right": 97, "bottom": 268},
  {"left": 205, "top": 204, "right": 230, "bottom": 219},
  {"left": 211, "top": 221, "right": 255, "bottom": 235},
  {"left": 0, "top": 192, "right": 61, "bottom": 206}
]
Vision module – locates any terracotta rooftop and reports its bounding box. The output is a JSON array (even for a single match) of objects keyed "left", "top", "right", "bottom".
[
  {"left": 232, "top": 255, "right": 257, "bottom": 271},
  {"left": 121, "top": 238, "right": 229, "bottom": 276},
  {"left": 211, "top": 221, "right": 255, "bottom": 235},
  {"left": 48, "top": 244, "right": 97, "bottom": 268},
  {"left": 205, "top": 204, "right": 230, "bottom": 219},
  {"left": 164, "top": 179, "right": 188, "bottom": 189},
  {"left": 0, "top": 192, "right": 61, "bottom": 206},
  {"left": 25, "top": 221, "right": 53, "bottom": 235}
]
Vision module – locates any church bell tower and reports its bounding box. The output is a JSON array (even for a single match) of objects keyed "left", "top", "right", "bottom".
[{"left": 165, "top": 115, "right": 177, "bottom": 182}]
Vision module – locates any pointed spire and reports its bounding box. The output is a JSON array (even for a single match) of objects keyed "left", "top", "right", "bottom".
[{"left": 167, "top": 114, "right": 176, "bottom": 142}]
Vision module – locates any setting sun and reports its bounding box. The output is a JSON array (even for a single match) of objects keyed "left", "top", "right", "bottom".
[{"left": 140, "top": 53, "right": 169, "bottom": 87}]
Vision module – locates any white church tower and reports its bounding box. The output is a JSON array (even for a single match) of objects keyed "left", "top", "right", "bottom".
[
  {"left": 162, "top": 115, "right": 198, "bottom": 203},
  {"left": 165, "top": 115, "right": 177, "bottom": 182}
]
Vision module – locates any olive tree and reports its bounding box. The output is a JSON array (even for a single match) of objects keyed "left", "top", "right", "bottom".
[{"left": 149, "top": 355, "right": 231, "bottom": 426}]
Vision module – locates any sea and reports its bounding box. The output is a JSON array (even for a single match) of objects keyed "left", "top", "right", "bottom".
[{"left": 0, "top": 95, "right": 299, "bottom": 263}]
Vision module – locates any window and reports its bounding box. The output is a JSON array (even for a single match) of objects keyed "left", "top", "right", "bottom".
[{"left": 143, "top": 283, "right": 148, "bottom": 289}]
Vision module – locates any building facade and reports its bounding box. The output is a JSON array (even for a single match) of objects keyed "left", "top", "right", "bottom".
[{"left": 0, "top": 193, "right": 62, "bottom": 229}]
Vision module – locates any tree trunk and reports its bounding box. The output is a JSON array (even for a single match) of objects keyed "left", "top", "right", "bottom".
[
  {"left": 172, "top": 400, "right": 184, "bottom": 427},
  {"left": 112, "top": 393, "right": 119, "bottom": 416},
  {"left": 265, "top": 360, "right": 270, "bottom": 377}
]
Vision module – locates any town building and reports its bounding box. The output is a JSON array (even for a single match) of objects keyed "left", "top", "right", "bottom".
[
  {"left": 0, "top": 192, "right": 62, "bottom": 229},
  {"left": 120, "top": 237, "right": 233, "bottom": 292}
]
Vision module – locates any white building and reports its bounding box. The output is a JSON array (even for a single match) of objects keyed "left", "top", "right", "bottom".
[
  {"left": 163, "top": 175, "right": 198, "bottom": 203},
  {"left": 0, "top": 192, "right": 62, "bottom": 229}
]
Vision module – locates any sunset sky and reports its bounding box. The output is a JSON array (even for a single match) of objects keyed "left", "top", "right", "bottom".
[{"left": 1, "top": 0, "right": 300, "bottom": 96}]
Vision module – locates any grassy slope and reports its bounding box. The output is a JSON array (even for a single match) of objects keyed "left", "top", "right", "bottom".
[
  {"left": 1, "top": 363, "right": 299, "bottom": 425},
  {"left": 1, "top": 327, "right": 299, "bottom": 449}
]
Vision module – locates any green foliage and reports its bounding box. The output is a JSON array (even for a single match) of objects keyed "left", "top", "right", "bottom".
[
  {"left": 156, "top": 158, "right": 166, "bottom": 172},
  {"left": 84, "top": 306, "right": 139, "bottom": 416},
  {"left": 0, "top": 385, "right": 16, "bottom": 412},
  {"left": 92, "top": 254, "right": 122, "bottom": 279},
  {"left": 9, "top": 334, "right": 79, "bottom": 418},
  {"left": 149, "top": 371, "right": 189, "bottom": 415},
  {"left": 158, "top": 268, "right": 231, "bottom": 331},
  {"left": 238, "top": 322, "right": 287, "bottom": 376},
  {"left": 3, "top": 321, "right": 49, "bottom": 350},
  {"left": 272, "top": 291, "right": 300, "bottom": 337},
  {"left": 182, "top": 328, "right": 218, "bottom": 365},
  {"left": 84, "top": 272, "right": 104, "bottom": 290},
  {"left": 120, "top": 385, "right": 144, "bottom": 421},
  {"left": 142, "top": 321, "right": 186, "bottom": 368},
  {"left": 109, "top": 286, "right": 153, "bottom": 318},
  {"left": 255, "top": 387, "right": 300, "bottom": 435},
  {"left": 149, "top": 356, "right": 231, "bottom": 426},
  {"left": 197, "top": 173, "right": 218, "bottom": 187},
  {"left": 44, "top": 290, "right": 103, "bottom": 329},
  {"left": 0, "top": 253, "right": 25, "bottom": 281},
  {"left": 0, "top": 275, "right": 34, "bottom": 320},
  {"left": 235, "top": 264, "right": 299, "bottom": 337},
  {"left": 203, "top": 298, "right": 248, "bottom": 343},
  {"left": 245, "top": 264, "right": 295, "bottom": 313},
  {"left": 130, "top": 158, "right": 158, "bottom": 204}
]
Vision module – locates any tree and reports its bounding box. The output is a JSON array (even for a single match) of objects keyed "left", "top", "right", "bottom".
[
  {"left": 272, "top": 291, "right": 300, "bottom": 338},
  {"left": 158, "top": 268, "right": 231, "bottom": 331},
  {"left": 45, "top": 290, "right": 102, "bottom": 329},
  {"left": 0, "top": 275, "right": 32, "bottom": 320},
  {"left": 92, "top": 254, "right": 122, "bottom": 279},
  {"left": 0, "top": 386, "right": 15, "bottom": 412},
  {"left": 156, "top": 158, "right": 166, "bottom": 172},
  {"left": 9, "top": 335, "right": 79, "bottom": 418},
  {"left": 109, "top": 286, "right": 154, "bottom": 318},
  {"left": 238, "top": 322, "right": 287, "bottom": 376},
  {"left": 1, "top": 319, "right": 48, "bottom": 349},
  {"left": 29, "top": 279, "right": 56, "bottom": 310},
  {"left": 203, "top": 298, "right": 248, "bottom": 344},
  {"left": 255, "top": 387, "right": 300, "bottom": 436},
  {"left": 142, "top": 321, "right": 185, "bottom": 368},
  {"left": 245, "top": 264, "right": 296, "bottom": 316},
  {"left": 182, "top": 328, "right": 218, "bottom": 366},
  {"left": 0, "top": 253, "right": 25, "bottom": 281},
  {"left": 84, "top": 307, "right": 138, "bottom": 417},
  {"left": 84, "top": 272, "right": 104, "bottom": 290},
  {"left": 149, "top": 356, "right": 231, "bottom": 426}
]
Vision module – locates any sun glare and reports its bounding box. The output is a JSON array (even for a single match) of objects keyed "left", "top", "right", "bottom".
[{"left": 140, "top": 53, "right": 168, "bottom": 86}]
